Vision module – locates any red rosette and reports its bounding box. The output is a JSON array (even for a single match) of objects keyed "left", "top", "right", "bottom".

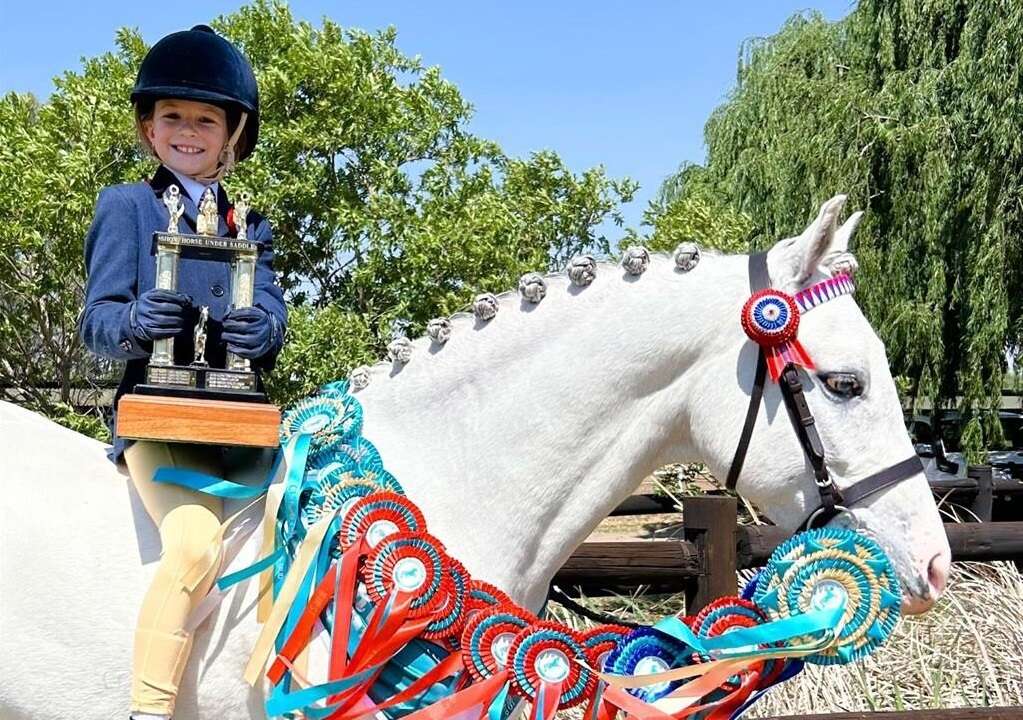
[
  {"left": 741, "top": 288, "right": 800, "bottom": 348},
  {"left": 339, "top": 491, "right": 426, "bottom": 551},
  {"left": 226, "top": 206, "right": 237, "bottom": 236},
  {"left": 461, "top": 603, "right": 534, "bottom": 683},
  {"left": 361, "top": 531, "right": 452, "bottom": 619},
  {"left": 421, "top": 558, "right": 470, "bottom": 642},
  {"left": 692, "top": 597, "right": 766, "bottom": 637},
  {"left": 507, "top": 621, "right": 595, "bottom": 710},
  {"left": 692, "top": 597, "right": 774, "bottom": 690},
  {"left": 467, "top": 580, "right": 513, "bottom": 613},
  {"left": 579, "top": 624, "right": 632, "bottom": 672}
]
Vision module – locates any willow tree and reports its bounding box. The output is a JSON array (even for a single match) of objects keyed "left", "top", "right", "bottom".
[{"left": 659, "top": 1, "right": 1023, "bottom": 457}]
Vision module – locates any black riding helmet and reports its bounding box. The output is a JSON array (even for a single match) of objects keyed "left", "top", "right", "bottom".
[{"left": 131, "top": 24, "right": 259, "bottom": 162}]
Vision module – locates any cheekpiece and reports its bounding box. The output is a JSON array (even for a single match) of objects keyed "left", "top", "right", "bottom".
[
  {"left": 473, "top": 293, "right": 500, "bottom": 321},
  {"left": 568, "top": 255, "right": 597, "bottom": 286},
  {"left": 518, "top": 272, "right": 548, "bottom": 303},
  {"left": 622, "top": 245, "right": 651, "bottom": 275},
  {"left": 674, "top": 241, "right": 701, "bottom": 272}
]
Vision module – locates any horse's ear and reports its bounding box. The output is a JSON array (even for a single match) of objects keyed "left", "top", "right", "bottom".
[
  {"left": 823, "top": 210, "right": 863, "bottom": 276},
  {"left": 767, "top": 194, "right": 847, "bottom": 291}
]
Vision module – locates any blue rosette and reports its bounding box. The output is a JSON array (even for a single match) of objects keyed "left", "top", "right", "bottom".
[
  {"left": 602, "top": 626, "right": 693, "bottom": 702},
  {"left": 754, "top": 527, "right": 902, "bottom": 665}
]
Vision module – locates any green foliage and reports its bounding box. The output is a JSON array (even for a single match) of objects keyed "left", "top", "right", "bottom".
[
  {"left": 48, "top": 402, "right": 111, "bottom": 442},
  {"left": 0, "top": 0, "right": 634, "bottom": 424},
  {"left": 639, "top": 163, "right": 753, "bottom": 255},
  {"left": 263, "top": 303, "right": 377, "bottom": 407},
  {"left": 0, "top": 32, "right": 147, "bottom": 412},
  {"left": 652, "top": 3, "right": 1023, "bottom": 460}
]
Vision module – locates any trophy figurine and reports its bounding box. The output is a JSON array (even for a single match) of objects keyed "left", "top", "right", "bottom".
[
  {"left": 193, "top": 305, "right": 210, "bottom": 367},
  {"left": 116, "top": 186, "right": 280, "bottom": 448}
]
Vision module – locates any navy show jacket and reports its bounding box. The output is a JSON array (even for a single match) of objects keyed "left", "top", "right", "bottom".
[{"left": 80, "top": 165, "right": 288, "bottom": 461}]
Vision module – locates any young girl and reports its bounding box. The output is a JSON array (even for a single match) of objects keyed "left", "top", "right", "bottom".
[{"left": 80, "top": 25, "right": 287, "bottom": 720}]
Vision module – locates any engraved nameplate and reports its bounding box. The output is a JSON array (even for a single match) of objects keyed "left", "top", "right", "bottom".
[
  {"left": 206, "top": 371, "right": 257, "bottom": 392},
  {"left": 147, "top": 366, "right": 197, "bottom": 387}
]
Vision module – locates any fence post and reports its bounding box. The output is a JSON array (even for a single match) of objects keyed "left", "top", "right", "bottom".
[
  {"left": 967, "top": 465, "right": 993, "bottom": 522},
  {"left": 683, "top": 495, "right": 737, "bottom": 616}
]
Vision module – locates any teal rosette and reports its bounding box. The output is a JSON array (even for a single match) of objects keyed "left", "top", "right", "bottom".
[{"left": 754, "top": 527, "right": 901, "bottom": 665}]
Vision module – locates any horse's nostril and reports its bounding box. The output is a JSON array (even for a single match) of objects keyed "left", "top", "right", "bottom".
[{"left": 927, "top": 549, "right": 951, "bottom": 598}]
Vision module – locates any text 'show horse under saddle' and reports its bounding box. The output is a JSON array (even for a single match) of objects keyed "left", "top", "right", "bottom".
[{"left": 0, "top": 195, "right": 951, "bottom": 719}]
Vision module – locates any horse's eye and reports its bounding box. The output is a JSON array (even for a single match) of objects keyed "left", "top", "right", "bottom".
[{"left": 820, "top": 372, "right": 863, "bottom": 398}]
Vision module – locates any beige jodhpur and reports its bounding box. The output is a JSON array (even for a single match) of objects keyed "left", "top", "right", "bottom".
[{"left": 124, "top": 440, "right": 271, "bottom": 716}]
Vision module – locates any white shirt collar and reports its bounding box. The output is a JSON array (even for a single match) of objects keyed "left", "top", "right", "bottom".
[{"left": 168, "top": 167, "right": 219, "bottom": 207}]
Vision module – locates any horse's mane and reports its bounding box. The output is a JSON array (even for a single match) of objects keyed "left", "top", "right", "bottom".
[{"left": 355, "top": 248, "right": 723, "bottom": 384}]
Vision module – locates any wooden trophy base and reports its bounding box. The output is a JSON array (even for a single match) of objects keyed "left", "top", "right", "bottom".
[{"left": 117, "top": 394, "right": 281, "bottom": 448}]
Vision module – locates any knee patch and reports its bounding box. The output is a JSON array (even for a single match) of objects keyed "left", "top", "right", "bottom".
[{"left": 158, "top": 505, "right": 224, "bottom": 592}]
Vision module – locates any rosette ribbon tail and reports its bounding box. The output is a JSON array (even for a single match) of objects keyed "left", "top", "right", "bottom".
[
  {"left": 529, "top": 680, "right": 565, "bottom": 720},
  {"left": 583, "top": 682, "right": 621, "bottom": 720},
  {"left": 400, "top": 669, "right": 512, "bottom": 720},
  {"left": 764, "top": 340, "right": 814, "bottom": 382},
  {"left": 266, "top": 537, "right": 368, "bottom": 685}
]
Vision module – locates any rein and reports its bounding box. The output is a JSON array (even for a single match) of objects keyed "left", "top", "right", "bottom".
[{"left": 725, "top": 252, "right": 923, "bottom": 530}]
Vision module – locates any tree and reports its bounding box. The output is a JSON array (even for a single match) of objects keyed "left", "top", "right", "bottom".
[
  {"left": 652, "top": 3, "right": 1023, "bottom": 459},
  {"left": 0, "top": 0, "right": 636, "bottom": 425}
]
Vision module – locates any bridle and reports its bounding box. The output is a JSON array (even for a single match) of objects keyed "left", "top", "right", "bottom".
[{"left": 725, "top": 252, "right": 923, "bottom": 530}]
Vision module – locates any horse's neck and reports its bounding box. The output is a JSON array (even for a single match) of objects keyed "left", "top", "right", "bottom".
[{"left": 354, "top": 254, "right": 749, "bottom": 609}]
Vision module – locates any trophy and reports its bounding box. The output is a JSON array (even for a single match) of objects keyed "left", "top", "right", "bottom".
[{"left": 116, "top": 186, "right": 280, "bottom": 448}]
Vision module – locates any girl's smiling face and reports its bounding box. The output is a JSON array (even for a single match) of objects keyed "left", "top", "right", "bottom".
[{"left": 145, "top": 99, "right": 228, "bottom": 180}]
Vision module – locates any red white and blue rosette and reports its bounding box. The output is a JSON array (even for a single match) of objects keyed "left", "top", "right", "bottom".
[{"left": 741, "top": 288, "right": 814, "bottom": 381}]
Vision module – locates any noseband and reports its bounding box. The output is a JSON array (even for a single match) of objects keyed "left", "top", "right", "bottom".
[{"left": 725, "top": 252, "right": 923, "bottom": 530}]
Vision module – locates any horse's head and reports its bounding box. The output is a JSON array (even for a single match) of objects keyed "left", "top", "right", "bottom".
[{"left": 693, "top": 195, "right": 950, "bottom": 615}]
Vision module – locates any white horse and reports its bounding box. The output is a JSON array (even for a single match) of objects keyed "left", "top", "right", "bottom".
[{"left": 0, "top": 195, "right": 951, "bottom": 720}]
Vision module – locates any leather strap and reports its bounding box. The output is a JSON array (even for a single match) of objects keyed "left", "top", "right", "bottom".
[
  {"left": 725, "top": 253, "right": 771, "bottom": 492},
  {"left": 725, "top": 352, "right": 766, "bottom": 491},
  {"left": 837, "top": 455, "right": 923, "bottom": 508}
]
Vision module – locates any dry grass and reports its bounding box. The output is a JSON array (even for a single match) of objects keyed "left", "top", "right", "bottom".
[{"left": 547, "top": 561, "right": 1023, "bottom": 717}]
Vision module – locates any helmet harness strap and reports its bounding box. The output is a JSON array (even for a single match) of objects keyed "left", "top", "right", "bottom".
[{"left": 197, "top": 110, "right": 249, "bottom": 184}]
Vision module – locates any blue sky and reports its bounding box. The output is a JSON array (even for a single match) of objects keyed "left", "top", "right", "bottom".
[{"left": 2, "top": 1, "right": 853, "bottom": 237}]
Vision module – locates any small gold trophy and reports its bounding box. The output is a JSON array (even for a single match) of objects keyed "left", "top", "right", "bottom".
[{"left": 117, "top": 186, "right": 280, "bottom": 448}]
